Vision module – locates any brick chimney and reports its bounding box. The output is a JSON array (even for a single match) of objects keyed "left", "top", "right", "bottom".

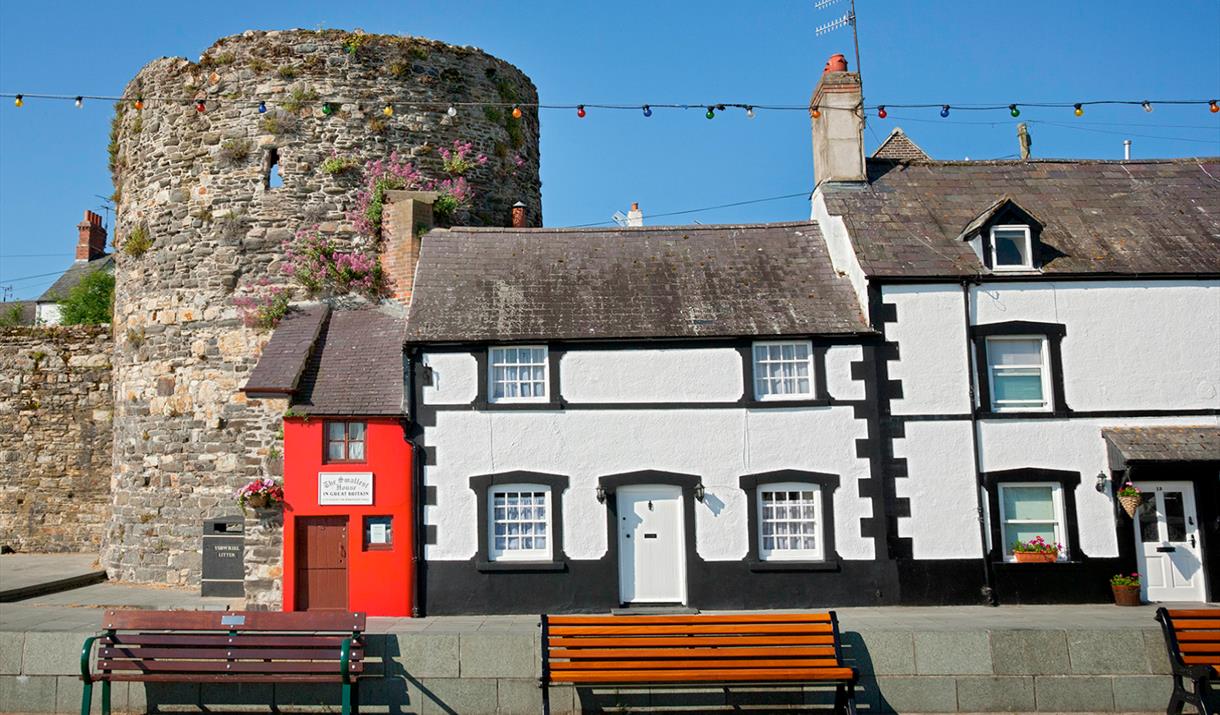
[
  {"left": 76, "top": 210, "right": 108, "bottom": 262},
  {"left": 379, "top": 190, "right": 437, "bottom": 304},
  {"left": 810, "top": 54, "right": 865, "bottom": 186},
  {"left": 511, "top": 201, "right": 527, "bottom": 228}
]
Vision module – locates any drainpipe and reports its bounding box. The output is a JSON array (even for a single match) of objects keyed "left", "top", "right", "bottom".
[
  {"left": 961, "top": 278, "right": 999, "bottom": 606},
  {"left": 405, "top": 348, "right": 426, "bottom": 618}
]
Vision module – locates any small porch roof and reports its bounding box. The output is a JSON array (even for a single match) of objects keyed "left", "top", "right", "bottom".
[{"left": 1102, "top": 426, "right": 1220, "bottom": 467}]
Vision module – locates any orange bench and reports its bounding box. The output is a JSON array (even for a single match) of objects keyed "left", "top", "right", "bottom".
[
  {"left": 1155, "top": 607, "right": 1218, "bottom": 715},
  {"left": 540, "top": 611, "right": 858, "bottom": 714}
]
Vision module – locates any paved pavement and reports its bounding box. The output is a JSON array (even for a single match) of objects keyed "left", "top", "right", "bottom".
[{"left": 0, "top": 554, "right": 105, "bottom": 601}]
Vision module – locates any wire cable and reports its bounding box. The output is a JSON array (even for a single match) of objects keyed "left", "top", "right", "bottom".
[{"left": 563, "top": 191, "right": 812, "bottom": 228}]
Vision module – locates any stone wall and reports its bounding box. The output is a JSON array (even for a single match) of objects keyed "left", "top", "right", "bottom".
[
  {"left": 105, "top": 29, "right": 543, "bottom": 586},
  {"left": 0, "top": 326, "right": 112, "bottom": 553}
]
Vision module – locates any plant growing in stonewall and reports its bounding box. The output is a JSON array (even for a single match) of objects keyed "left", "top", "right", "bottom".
[
  {"left": 1109, "top": 572, "right": 1140, "bottom": 587},
  {"left": 123, "top": 226, "right": 153, "bottom": 257},
  {"left": 320, "top": 153, "right": 361, "bottom": 175},
  {"left": 237, "top": 477, "right": 284, "bottom": 513},
  {"left": 281, "top": 228, "right": 385, "bottom": 298},
  {"left": 350, "top": 151, "right": 476, "bottom": 236},
  {"left": 439, "top": 140, "right": 488, "bottom": 176},
  {"left": 1011, "top": 535, "right": 1061, "bottom": 556},
  {"left": 232, "top": 279, "right": 292, "bottom": 330}
]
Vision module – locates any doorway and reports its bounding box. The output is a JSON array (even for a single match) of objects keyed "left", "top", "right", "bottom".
[
  {"left": 1132, "top": 481, "right": 1207, "bottom": 602},
  {"left": 616, "top": 485, "right": 687, "bottom": 605},
  {"left": 295, "top": 516, "right": 349, "bottom": 611}
]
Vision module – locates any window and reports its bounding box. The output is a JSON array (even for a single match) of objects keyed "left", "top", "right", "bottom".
[
  {"left": 985, "top": 337, "right": 1050, "bottom": 412},
  {"left": 998, "top": 483, "right": 1067, "bottom": 561},
  {"left": 752, "top": 341, "right": 814, "bottom": 400},
  {"left": 758, "top": 483, "right": 824, "bottom": 561},
  {"left": 363, "top": 516, "right": 392, "bottom": 551},
  {"left": 990, "top": 225, "right": 1033, "bottom": 270},
  {"left": 488, "top": 484, "right": 552, "bottom": 561},
  {"left": 489, "top": 346, "right": 548, "bottom": 403},
  {"left": 325, "top": 421, "right": 366, "bottom": 462}
]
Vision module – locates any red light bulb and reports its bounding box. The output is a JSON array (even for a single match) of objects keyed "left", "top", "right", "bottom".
[
  {"left": 576, "top": 105, "right": 586, "bottom": 118},
  {"left": 877, "top": 106, "right": 887, "bottom": 119},
  {"left": 195, "top": 100, "right": 206, "bottom": 113}
]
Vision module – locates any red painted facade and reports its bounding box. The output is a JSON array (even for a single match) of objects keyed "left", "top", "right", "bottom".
[{"left": 281, "top": 417, "right": 414, "bottom": 616}]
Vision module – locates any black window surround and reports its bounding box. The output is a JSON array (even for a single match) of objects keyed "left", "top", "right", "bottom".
[
  {"left": 975, "top": 202, "right": 1045, "bottom": 271},
  {"left": 982, "top": 468, "right": 1082, "bottom": 563},
  {"left": 473, "top": 345, "right": 565, "bottom": 410},
  {"left": 470, "top": 471, "right": 569, "bottom": 572},
  {"left": 737, "top": 342, "right": 832, "bottom": 408},
  {"left": 971, "top": 321, "right": 1069, "bottom": 418},
  {"left": 739, "top": 470, "right": 841, "bottom": 571}
]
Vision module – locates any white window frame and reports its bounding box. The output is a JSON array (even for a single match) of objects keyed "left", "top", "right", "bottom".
[
  {"left": 990, "top": 225, "right": 1034, "bottom": 271},
  {"left": 488, "top": 345, "right": 549, "bottom": 404},
  {"left": 752, "top": 340, "right": 815, "bottom": 401},
  {"left": 985, "top": 335, "right": 1052, "bottom": 413},
  {"left": 998, "top": 482, "right": 1067, "bottom": 562},
  {"left": 757, "top": 482, "right": 824, "bottom": 561},
  {"left": 487, "top": 483, "right": 553, "bottom": 561}
]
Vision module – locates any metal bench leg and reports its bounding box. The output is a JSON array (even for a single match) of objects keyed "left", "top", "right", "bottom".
[
  {"left": 541, "top": 683, "right": 550, "bottom": 715},
  {"left": 844, "top": 681, "right": 858, "bottom": 715},
  {"left": 80, "top": 681, "right": 92, "bottom": 715},
  {"left": 351, "top": 681, "right": 361, "bottom": 715},
  {"left": 341, "top": 681, "right": 352, "bottom": 715},
  {"left": 101, "top": 681, "right": 111, "bottom": 715}
]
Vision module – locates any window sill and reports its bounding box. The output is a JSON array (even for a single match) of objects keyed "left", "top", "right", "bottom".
[
  {"left": 976, "top": 409, "right": 1071, "bottom": 420},
  {"left": 748, "top": 559, "right": 840, "bottom": 573},
  {"left": 744, "top": 398, "right": 832, "bottom": 409},
  {"left": 476, "top": 560, "right": 567, "bottom": 573},
  {"left": 475, "top": 400, "right": 565, "bottom": 411}
]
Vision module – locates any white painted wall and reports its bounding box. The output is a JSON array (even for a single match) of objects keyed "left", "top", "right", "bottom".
[
  {"left": 881, "top": 285, "right": 973, "bottom": 415},
  {"left": 421, "top": 352, "right": 479, "bottom": 405},
  {"left": 560, "top": 349, "right": 742, "bottom": 403},
  {"left": 826, "top": 345, "right": 865, "bottom": 401},
  {"left": 893, "top": 420, "right": 983, "bottom": 559},
  {"left": 35, "top": 302, "right": 61, "bottom": 325},
  {"left": 811, "top": 191, "right": 870, "bottom": 316}
]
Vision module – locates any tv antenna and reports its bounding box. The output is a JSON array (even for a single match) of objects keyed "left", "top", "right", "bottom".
[
  {"left": 93, "top": 195, "right": 114, "bottom": 231},
  {"left": 611, "top": 210, "right": 628, "bottom": 227},
  {"left": 814, "top": 0, "right": 861, "bottom": 79}
]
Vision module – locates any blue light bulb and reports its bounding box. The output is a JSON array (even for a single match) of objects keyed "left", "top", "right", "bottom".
[
  {"left": 940, "top": 105, "right": 950, "bottom": 118},
  {"left": 642, "top": 105, "right": 652, "bottom": 118},
  {"left": 258, "top": 101, "right": 266, "bottom": 114}
]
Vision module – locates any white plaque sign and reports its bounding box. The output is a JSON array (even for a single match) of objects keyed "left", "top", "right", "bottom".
[{"left": 318, "top": 472, "right": 374, "bottom": 505}]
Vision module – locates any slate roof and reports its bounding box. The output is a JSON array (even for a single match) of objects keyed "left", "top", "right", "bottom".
[
  {"left": 242, "top": 305, "right": 407, "bottom": 416},
  {"left": 404, "top": 222, "right": 871, "bottom": 343},
  {"left": 1103, "top": 426, "right": 1220, "bottom": 463},
  {"left": 871, "top": 128, "right": 930, "bottom": 161},
  {"left": 821, "top": 158, "right": 1220, "bottom": 278},
  {"left": 37, "top": 255, "right": 114, "bottom": 301}
]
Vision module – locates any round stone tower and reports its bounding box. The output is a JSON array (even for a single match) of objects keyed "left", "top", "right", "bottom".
[{"left": 105, "top": 29, "right": 542, "bottom": 585}]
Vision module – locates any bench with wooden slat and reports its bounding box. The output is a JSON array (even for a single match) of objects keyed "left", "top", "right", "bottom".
[
  {"left": 540, "top": 611, "right": 858, "bottom": 714},
  {"left": 1155, "top": 607, "right": 1218, "bottom": 715},
  {"left": 80, "top": 610, "right": 366, "bottom": 715}
]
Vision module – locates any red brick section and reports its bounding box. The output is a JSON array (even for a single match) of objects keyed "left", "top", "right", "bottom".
[
  {"left": 379, "top": 192, "right": 434, "bottom": 304},
  {"left": 76, "top": 210, "right": 108, "bottom": 262}
]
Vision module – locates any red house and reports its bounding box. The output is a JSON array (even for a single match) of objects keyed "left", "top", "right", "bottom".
[{"left": 244, "top": 305, "right": 414, "bottom": 616}]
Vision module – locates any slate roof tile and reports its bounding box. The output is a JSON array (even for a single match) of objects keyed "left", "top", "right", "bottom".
[{"left": 1102, "top": 426, "right": 1220, "bottom": 463}]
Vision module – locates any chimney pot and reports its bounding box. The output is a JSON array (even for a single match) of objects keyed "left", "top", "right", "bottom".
[
  {"left": 824, "top": 53, "right": 849, "bottom": 74},
  {"left": 511, "top": 201, "right": 527, "bottom": 228}
]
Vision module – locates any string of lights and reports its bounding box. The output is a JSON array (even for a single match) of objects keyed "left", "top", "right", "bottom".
[{"left": 2, "top": 91, "right": 1217, "bottom": 119}]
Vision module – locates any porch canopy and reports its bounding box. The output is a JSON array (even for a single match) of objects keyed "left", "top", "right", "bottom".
[{"left": 1102, "top": 426, "right": 1220, "bottom": 469}]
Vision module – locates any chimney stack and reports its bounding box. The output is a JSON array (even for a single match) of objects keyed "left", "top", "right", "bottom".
[
  {"left": 626, "top": 202, "right": 643, "bottom": 227},
  {"left": 511, "top": 201, "right": 527, "bottom": 228},
  {"left": 379, "top": 190, "right": 437, "bottom": 304},
  {"left": 810, "top": 53, "right": 865, "bottom": 186},
  {"left": 76, "top": 210, "right": 108, "bottom": 262}
]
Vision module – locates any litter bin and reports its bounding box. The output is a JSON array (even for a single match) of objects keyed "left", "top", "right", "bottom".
[{"left": 202, "top": 516, "right": 245, "bottom": 597}]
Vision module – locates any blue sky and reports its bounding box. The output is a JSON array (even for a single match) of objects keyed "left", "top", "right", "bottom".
[{"left": 1, "top": 0, "right": 1218, "bottom": 299}]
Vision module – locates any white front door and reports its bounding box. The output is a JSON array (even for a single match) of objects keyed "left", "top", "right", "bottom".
[
  {"left": 1133, "top": 481, "right": 1207, "bottom": 602},
  {"left": 617, "top": 485, "right": 687, "bottom": 604}
]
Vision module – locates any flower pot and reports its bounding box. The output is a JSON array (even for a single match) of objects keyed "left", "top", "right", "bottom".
[
  {"left": 247, "top": 493, "right": 270, "bottom": 509},
  {"left": 1112, "top": 584, "right": 1142, "bottom": 606},
  {"left": 1014, "top": 551, "right": 1058, "bottom": 563},
  {"left": 1119, "top": 493, "right": 1142, "bottom": 518}
]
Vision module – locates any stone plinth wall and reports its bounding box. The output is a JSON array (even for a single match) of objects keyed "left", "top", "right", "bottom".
[
  {"left": 0, "top": 326, "right": 112, "bottom": 553},
  {"left": 0, "top": 623, "right": 1176, "bottom": 713},
  {"left": 106, "top": 29, "right": 542, "bottom": 585}
]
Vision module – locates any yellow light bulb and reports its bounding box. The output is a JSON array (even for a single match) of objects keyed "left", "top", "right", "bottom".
[
  {"left": 14, "top": 95, "right": 23, "bottom": 108},
  {"left": 383, "top": 104, "right": 394, "bottom": 117}
]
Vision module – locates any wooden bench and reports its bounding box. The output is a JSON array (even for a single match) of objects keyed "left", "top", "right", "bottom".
[
  {"left": 1156, "top": 607, "right": 1218, "bottom": 715},
  {"left": 79, "top": 609, "right": 366, "bottom": 715},
  {"left": 540, "top": 611, "right": 858, "bottom": 714}
]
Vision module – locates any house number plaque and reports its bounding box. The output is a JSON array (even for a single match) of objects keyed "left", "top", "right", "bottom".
[{"left": 318, "top": 472, "right": 374, "bottom": 505}]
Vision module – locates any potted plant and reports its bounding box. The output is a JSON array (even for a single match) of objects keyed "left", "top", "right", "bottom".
[
  {"left": 1011, "top": 536, "right": 1061, "bottom": 563},
  {"left": 1117, "top": 481, "right": 1143, "bottom": 518},
  {"left": 1110, "top": 572, "right": 1142, "bottom": 606},
  {"left": 238, "top": 478, "right": 284, "bottom": 512}
]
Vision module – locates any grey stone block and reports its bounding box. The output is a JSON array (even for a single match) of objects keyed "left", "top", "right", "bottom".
[
  {"left": 1067, "top": 628, "right": 1149, "bottom": 674},
  {"left": 1112, "top": 674, "right": 1173, "bottom": 712},
  {"left": 22, "top": 632, "right": 92, "bottom": 676},
  {"left": 1034, "top": 675, "right": 1116, "bottom": 712},
  {"left": 497, "top": 679, "right": 546, "bottom": 715},
  {"left": 354, "top": 675, "right": 422, "bottom": 714},
  {"left": 56, "top": 676, "right": 127, "bottom": 715},
  {"left": 1142, "top": 627, "right": 1172, "bottom": 675},
  {"left": 810, "top": 680, "right": 872, "bottom": 710},
  {"left": 394, "top": 633, "right": 459, "bottom": 678},
  {"left": 0, "top": 674, "right": 59, "bottom": 713},
  {"left": 416, "top": 677, "right": 498, "bottom": 715},
  {"left": 457, "top": 632, "right": 535, "bottom": 678},
  {"left": 873, "top": 675, "right": 958, "bottom": 713},
  {"left": 540, "top": 684, "right": 578, "bottom": 715},
  {"left": 991, "top": 629, "right": 1069, "bottom": 675},
  {"left": 0, "top": 632, "right": 24, "bottom": 675},
  {"left": 846, "top": 630, "right": 915, "bottom": 675},
  {"left": 913, "top": 630, "right": 992, "bottom": 675},
  {"left": 955, "top": 675, "right": 1036, "bottom": 712}
]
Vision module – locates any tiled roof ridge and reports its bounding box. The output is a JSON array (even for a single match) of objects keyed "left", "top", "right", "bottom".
[
  {"left": 868, "top": 156, "right": 1220, "bottom": 167},
  {"left": 428, "top": 220, "right": 820, "bottom": 235}
]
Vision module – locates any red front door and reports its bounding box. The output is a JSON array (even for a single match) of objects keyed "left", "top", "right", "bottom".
[{"left": 295, "top": 516, "right": 349, "bottom": 611}]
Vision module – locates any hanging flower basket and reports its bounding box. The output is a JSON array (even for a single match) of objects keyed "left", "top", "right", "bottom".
[
  {"left": 247, "top": 493, "right": 270, "bottom": 509},
  {"left": 238, "top": 478, "right": 284, "bottom": 513},
  {"left": 1118, "top": 493, "right": 1143, "bottom": 518}
]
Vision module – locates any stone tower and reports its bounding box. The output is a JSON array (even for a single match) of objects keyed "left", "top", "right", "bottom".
[{"left": 105, "top": 29, "right": 542, "bottom": 585}]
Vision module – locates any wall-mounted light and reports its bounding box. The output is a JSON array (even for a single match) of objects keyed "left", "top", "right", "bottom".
[
  {"left": 1095, "top": 471, "right": 1108, "bottom": 493},
  {"left": 694, "top": 482, "right": 706, "bottom": 502},
  {"left": 596, "top": 485, "right": 606, "bottom": 504}
]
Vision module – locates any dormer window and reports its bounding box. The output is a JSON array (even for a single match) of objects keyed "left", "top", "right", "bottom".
[{"left": 991, "top": 225, "right": 1033, "bottom": 270}]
